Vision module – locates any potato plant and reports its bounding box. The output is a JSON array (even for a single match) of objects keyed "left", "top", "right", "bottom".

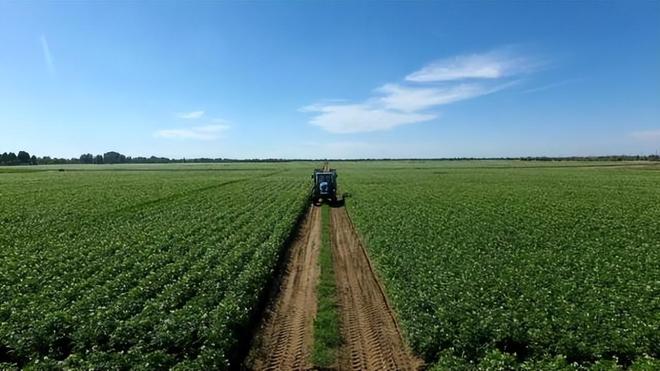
[
  {"left": 0, "top": 165, "right": 310, "bottom": 369},
  {"left": 341, "top": 161, "right": 660, "bottom": 370}
]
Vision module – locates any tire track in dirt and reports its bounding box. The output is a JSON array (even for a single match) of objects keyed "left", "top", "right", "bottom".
[
  {"left": 248, "top": 205, "right": 321, "bottom": 371},
  {"left": 331, "top": 206, "right": 422, "bottom": 371}
]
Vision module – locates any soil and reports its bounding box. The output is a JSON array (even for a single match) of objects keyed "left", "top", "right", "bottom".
[
  {"left": 248, "top": 206, "right": 321, "bottom": 370},
  {"left": 331, "top": 206, "right": 422, "bottom": 371},
  {"left": 247, "top": 204, "right": 421, "bottom": 370}
]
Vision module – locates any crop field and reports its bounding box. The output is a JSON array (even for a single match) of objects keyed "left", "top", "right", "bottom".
[
  {"left": 1, "top": 161, "right": 659, "bottom": 370},
  {"left": 341, "top": 161, "right": 660, "bottom": 369},
  {"left": 0, "top": 164, "right": 310, "bottom": 369}
]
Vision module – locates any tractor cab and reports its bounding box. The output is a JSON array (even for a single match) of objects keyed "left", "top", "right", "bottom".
[{"left": 312, "top": 168, "right": 337, "bottom": 204}]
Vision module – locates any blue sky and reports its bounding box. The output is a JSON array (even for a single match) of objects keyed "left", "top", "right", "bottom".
[{"left": 1, "top": 1, "right": 659, "bottom": 159}]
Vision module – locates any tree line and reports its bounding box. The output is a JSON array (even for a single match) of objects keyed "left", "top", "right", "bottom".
[
  {"left": 0, "top": 151, "right": 38, "bottom": 165},
  {"left": 1, "top": 150, "right": 659, "bottom": 166},
  {"left": 0, "top": 151, "right": 169, "bottom": 166},
  {"left": 0, "top": 150, "right": 297, "bottom": 166}
]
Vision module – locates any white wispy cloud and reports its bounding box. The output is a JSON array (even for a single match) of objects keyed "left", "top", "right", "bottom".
[
  {"left": 302, "top": 103, "right": 436, "bottom": 133},
  {"left": 630, "top": 129, "right": 660, "bottom": 142},
  {"left": 302, "top": 46, "right": 540, "bottom": 133},
  {"left": 177, "top": 110, "right": 205, "bottom": 119},
  {"left": 405, "top": 47, "right": 539, "bottom": 82},
  {"left": 376, "top": 83, "right": 508, "bottom": 112},
  {"left": 155, "top": 124, "right": 229, "bottom": 140},
  {"left": 40, "top": 35, "right": 55, "bottom": 76}
]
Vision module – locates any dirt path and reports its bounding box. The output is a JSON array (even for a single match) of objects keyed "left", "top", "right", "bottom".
[
  {"left": 248, "top": 206, "right": 321, "bottom": 371},
  {"left": 248, "top": 204, "right": 420, "bottom": 370},
  {"left": 331, "top": 206, "right": 422, "bottom": 371}
]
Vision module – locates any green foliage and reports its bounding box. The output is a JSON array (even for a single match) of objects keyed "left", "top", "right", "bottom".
[
  {"left": 477, "top": 349, "right": 518, "bottom": 370},
  {"left": 312, "top": 205, "right": 341, "bottom": 367},
  {"left": 0, "top": 164, "right": 311, "bottom": 369},
  {"left": 3, "top": 160, "right": 658, "bottom": 369},
  {"left": 341, "top": 161, "right": 660, "bottom": 369},
  {"left": 629, "top": 357, "right": 660, "bottom": 370}
]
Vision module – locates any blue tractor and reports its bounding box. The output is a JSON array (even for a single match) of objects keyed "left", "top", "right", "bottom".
[{"left": 312, "top": 167, "right": 338, "bottom": 205}]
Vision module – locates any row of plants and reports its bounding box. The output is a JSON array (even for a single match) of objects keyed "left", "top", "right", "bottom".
[
  {"left": 0, "top": 166, "right": 310, "bottom": 369},
  {"left": 341, "top": 162, "right": 660, "bottom": 370}
]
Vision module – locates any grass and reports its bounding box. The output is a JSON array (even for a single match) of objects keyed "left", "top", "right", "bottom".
[{"left": 312, "top": 205, "right": 342, "bottom": 368}]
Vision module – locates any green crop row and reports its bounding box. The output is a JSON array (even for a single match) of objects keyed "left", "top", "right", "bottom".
[
  {"left": 0, "top": 165, "right": 311, "bottom": 369},
  {"left": 341, "top": 162, "right": 660, "bottom": 370}
]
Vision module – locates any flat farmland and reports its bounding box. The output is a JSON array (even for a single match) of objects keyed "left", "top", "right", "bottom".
[
  {"left": 0, "top": 164, "right": 310, "bottom": 369},
  {"left": 341, "top": 161, "right": 660, "bottom": 369},
  {"left": 1, "top": 161, "right": 659, "bottom": 370}
]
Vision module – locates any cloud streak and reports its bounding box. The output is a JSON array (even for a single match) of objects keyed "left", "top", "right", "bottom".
[
  {"left": 177, "top": 110, "right": 205, "bottom": 119},
  {"left": 155, "top": 124, "right": 229, "bottom": 140},
  {"left": 376, "top": 82, "right": 510, "bottom": 112},
  {"left": 302, "top": 103, "right": 436, "bottom": 134},
  {"left": 302, "top": 47, "right": 537, "bottom": 133},
  {"left": 405, "top": 47, "right": 538, "bottom": 82},
  {"left": 40, "top": 35, "right": 55, "bottom": 76}
]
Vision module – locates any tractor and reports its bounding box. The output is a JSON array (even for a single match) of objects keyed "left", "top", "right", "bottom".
[{"left": 312, "top": 165, "right": 338, "bottom": 205}]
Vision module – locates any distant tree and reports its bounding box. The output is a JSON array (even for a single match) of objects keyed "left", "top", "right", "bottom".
[
  {"left": 103, "top": 151, "right": 126, "bottom": 164},
  {"left": 6, "top": 152, "right": 17, "bottom": 165},
  {"left": 17, "top": 151, "right": 30, "bottom": 164},
  {"left": 94, "top": 154, "right": 104, "bottom": 164},
  {"left": 79, "top": 153, "right": 94, "bottom": 164},
  {"left": 30, "top": 155, "right": 38, "bottom": 165}
]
